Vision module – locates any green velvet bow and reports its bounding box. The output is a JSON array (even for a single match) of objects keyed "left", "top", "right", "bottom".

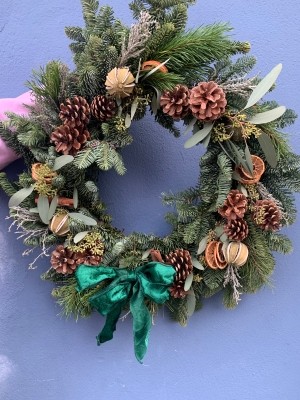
[{"left": 75, "top": 262, "right": 175, "bottom": 362}]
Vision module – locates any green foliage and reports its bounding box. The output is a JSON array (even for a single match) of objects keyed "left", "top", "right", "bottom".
[
  {"left": 0, "top": 173, "right": 18, "bottom": 197},
  {"left": 215, "top": 153, "right": 233, "bottom": 208}
]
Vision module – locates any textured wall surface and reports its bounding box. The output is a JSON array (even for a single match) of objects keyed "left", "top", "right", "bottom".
[{"left": 1, "top": 1, "right": 300, "bottom": 399}]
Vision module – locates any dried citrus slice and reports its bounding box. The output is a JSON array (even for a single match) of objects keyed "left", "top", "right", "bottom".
[
  {"left": 205, "top": 240, "right": 219, "bottom": 269},
  {"left": 236, "top": 155, "right": 265, "bottom": 184},
  {"left": 141, "top": 60, "right": 169, "bottom": 74},
  {"left": 214, "top": 241, "right": 228, "bottom": 269}
]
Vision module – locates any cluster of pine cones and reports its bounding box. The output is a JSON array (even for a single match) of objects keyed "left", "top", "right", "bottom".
[
  {"left": 160, "top": 81, "right": 227, "bottom": 122},
  {"left": 218, "top": 189, "right": 282, "bottom": 242},
  {"left": 50, "top": 95, "right": 116, "bottom": 156}
]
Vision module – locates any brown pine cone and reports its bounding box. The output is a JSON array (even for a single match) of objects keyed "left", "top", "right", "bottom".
[
  {"left": 51, "top": 245, "right": 80, "bottom": 275},
  {"left": 59, "top": 96, "right": 90, "bottom": 128},
  {"left": 160, "top": 85, "right": 190, "bottom": 120},
  {"left": 91, "top": 95, "right": 116, "bottom": 122},
  {"left": 76, "top": 249, "right": 103, "bottom": 266},
  {"left": 165, "top": 249, "right": 193, "bottom": 299},
  {"left": 218, "top": 190, "right": 248, "bottom": 220},
  {"left": 253, "top": 200, "right": 281, "bottom": 231},
  {"left": 50, "top": 125, "right": 90, "bottom": 156},
  {"left": 189, "top": 81, "right": 227, "bottom": 121},
  {"left": 224, "top": 218, "right": 249, "bottom": 241}
]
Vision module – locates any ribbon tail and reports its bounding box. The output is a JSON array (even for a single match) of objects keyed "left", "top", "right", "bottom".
[
  {"left": 130, "top": 284, "right": 151, "bottom": 363},
  {"left": 96, "top": 302, "right": 124, "bottom": 345}
]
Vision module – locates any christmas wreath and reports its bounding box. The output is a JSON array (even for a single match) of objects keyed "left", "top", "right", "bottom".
[{"left": 0, "top": 0, "right": 299, "bottom": 362}]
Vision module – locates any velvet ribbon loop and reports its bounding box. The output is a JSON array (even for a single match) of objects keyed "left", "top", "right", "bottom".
[{"left": 76, "top": 262, "right": 175, "bottom": 362}]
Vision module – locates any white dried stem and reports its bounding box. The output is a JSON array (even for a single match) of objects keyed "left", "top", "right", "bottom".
[
  {"left": 223, "top": 264, "right": 242, "bottom": 304},
  {"left": 119, "top": 11, "right": 158, "bottom": 67},
  {"left": 220, "top": 76, "right": 257, "bottom": 98},
  {"left": 256, "top": 182, "right": 289, "bottom": 225}
]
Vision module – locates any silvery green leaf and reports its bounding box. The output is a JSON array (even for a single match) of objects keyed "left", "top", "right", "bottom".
[
  {"left": 186, "top": 289, "right": 196, "bottom": 317},
  {"left": 232, "top": 171, "right": 242, "bottom": 181},
  {"left": 112, "top": 240, "right": 126, "bottom": 254},
  {"left": 38, "top": 195, "right": 50, "bottom": 225},
  {"left": 183, "top": 118, "right": 197, "bottom": 135},
  {"left": 257, "top": 132, "right": 278, "bottom": 168},
  {"left": 125, "top": 113, "right": 131, "bottom": 128},
  {"left": 244, "top": 64, "right": 282, "bottom": 109},
  {"left": 142, "top": 59, "right": 170, "bottom": 79},
  {"left": 244, "top": 142, "right": 253, "bottom": 174},
  {"left": 135, "top": 58, "right": 142, "bottom": 83},
  {"left": 48, "top": 196, "right": 58, "bottom": 220},
  {"left": 214, "top": 225, "right": 224, "bottom": 237},
  {"left": 197, "top": 236, "right": 208, "bottom": 255},
  {"left": 219, "top": 233, "right": 228, "bottom": 243},
  {"left": 53, "top": 155, "right": 74, "bottom": 171},
  {"left": 131, "top": 98, "right": 139, "bottom": 120},
  {"left": 238, "top": 184, "right": 248, "bottom": 197},
  {"left": 8, "top": 185, "right": 34, "bottom": 208},
  {"left": 184, "top": 272, "right": 194, "bottom": 291},
  {"left": 73, "top": 188, "right": 78, "bottom": 209},
  {"left": 142, "top": 249, "right": 151, "bottom": 260},
  {"left": 249, "top": 106, "right": 286, "bottom": 124},
  {"left": 69, "top": 212, "right": 97, "bottom": 226},
  {"left": 201, "top": 132, "right": 211, "bottom": 148},
  {"left": 74, "top": 231, "right": 89, "bottom": 244},
  {"left": 151, "top": 93, "right": 158, "bottom": 115},
  {"left": 192, "top": 257, "right": 204, "bottom": 270},
  {"left": 227, "top": 141, "right": 251, "bottom": 174},
  {"left": 184, "top": 123, "right": 213, "bottom": 149}
]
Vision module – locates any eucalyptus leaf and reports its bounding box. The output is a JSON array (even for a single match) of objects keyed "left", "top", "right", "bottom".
[
  {"left": 53, "top": 155, "right": 74, "bottom": 171},
  {"left": 74, "top": 231, "right": 89, "bottom": 244},
  {"left": 151, "top": 93, "right": 158, "bottom": 115},
  {"left": 142, "top": 59, "right": 170, "bottom": 79},
  {"left": 131, "top": 98, "right": 139, "bottom": 120},
  {"left": 201, "top": 132, "right": 211, "bottom": 148},
  {"left": 192, "top": 257, "right": 204, "bottom": 270},
  {"left": 38, "top": 195, "right": 50, "bottom": 225},
  {"left": 186, "top": 289, "right": 196, "bottom": 317},
  {"left": 73, "top": 188, "right": 78, "bottom": 209},
  {"left": 244, "top": 64, "right": 282, "bottom": 109},
  {"left": 184, "top": 123, "right": 213, "bottom": 149},
  {"left": 257, "top": 132, "right": 278, "bottom": 168},
  {"left": 184, "top": 272, "right": 194, "bottom": 291},
  {"left": 135, "top": 58, "right": 142, "bottom": 83},
  {"left": 238, "top": 184, "right": 248, "bottom": 197},
  {"left": 197, "top": 236, "right": 208, "bottom": 255},
  {"left": 214, "top": 225, "right": 224, "bottom": 237},
  {"left": 219, "top": 233, "right": 228, "bottom": 243},
  {"left": 48, "top": 195, "right": 58, "bottom": 220},
  {"left": 227, "top": 141, "right": 251, "bottom": 174},
  {"left": 249, "top": 106, "right": 286, "bottom": 124},
  {"left": 142, "top": 250, "right": 151, "bottom": 260},
  {"left": 232, "top": 171, "right": 242, "bottom": 181},
  {"left": 69, "top": 212, "right": 97, "bottom": 226},
  {"left": 125, "top": 113, "right": 131, "bottom": 128},
  {"left": 244, "top": 142, "right": 253, "bottom": 174},
  {"left": 8, "top": 185, "right": 35, "bottom": 208},
  {"left": 183, "top": 118, "right": 197, "bottom": 136}
]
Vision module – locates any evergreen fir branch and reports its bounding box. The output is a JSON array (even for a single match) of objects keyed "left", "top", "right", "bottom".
[
  {"left": 203, "top": 268, "right": 225, "bottom": 290},
  {"left": 154, "top": 109, "right": 181, "bottom": 137},
  {"left": 240, "top": 220, "right": 275, "bottom": 293},
  {"left": 143, "top": 71, "right": 183, "bottom": 92},
  {"left": 95, "top": 6, "right": 115, "bottom": 36},
  {"left": 65, "top": 26, "right": 85, "bottom": 42},
  {"left": 166, "top": 296, "right": 188, "bottom": 326},
  {"left": 0, "top": 172, "right": 18, "bottom": 196},
  {"left": 163, "top": 4, "right": 189, "bottom": 31},
  {"left": 142, "top": 22, "right": 177, "bottom": 62},
  {"left": 213, "top": 55, "right": 257, "bottom": 83},
  {"left": 275, "top": 108, "right": 298, "bottom": 129},
  {"left": 74, "top": 146, "right": 97, "bottom": 169},
  {"left": 81, "top": 0, "right": 99, "bottom": 30},
  {"left": 215, "top": 153, "right": 232, "bottom": 208},
  {"left": 265, "top": 232, "right": 293, "bottom": 254}
]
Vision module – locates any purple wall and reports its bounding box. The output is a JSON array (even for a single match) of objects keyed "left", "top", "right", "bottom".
[{"left": 1, "top": 1, "right": 300, "bottom": 399}]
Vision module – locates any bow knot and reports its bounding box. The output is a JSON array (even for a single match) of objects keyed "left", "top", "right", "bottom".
[{"left": 76, "top": 262, "right": 175, "bottom": 362}]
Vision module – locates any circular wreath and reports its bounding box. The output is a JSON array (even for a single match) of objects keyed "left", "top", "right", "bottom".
[{"left": 0, "top": 0, "right": 299, "bottom": 362}]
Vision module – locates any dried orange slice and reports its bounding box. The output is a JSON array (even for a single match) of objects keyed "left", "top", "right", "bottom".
[
  {"left": 214, "top": 241, "right": 228, "bottom": 269},
  {"left": 141, "top": 60, "right": 168, "bottom": 74},
  {"left": 205, "top": 240, "right": 219, "bottom": 269},
  {"left": 236, "top": 155, "right": 265, "bottom": 184}
]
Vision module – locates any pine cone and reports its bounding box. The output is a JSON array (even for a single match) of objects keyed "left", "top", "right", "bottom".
[
  {"left": 51, "top": 245, "right": 80, "bottom": 275},
  {"left": 218, "top": 190, "right": 248, "bottom": 220},
  {"left": 189, "top": 81, "right": 227, "bottom": 121},
  {"left": 105, "top": 67, "right": 135, "bottom": 98},
  {"left": 165, "top": 249, "right": 193, "bottom": 299},
  {"left": 253, "top": 200, "right": 281, "bottom": 231},
  {"left": 50, "top": 125, "right": 90, "bottom": 156},
  {"left": 59, "top": 96, "right": 90, "bottom": 128},
  {"left": 76, "top": 249, "right": 103, "bottom": 266},
  {"left": 160, "top": 85, "right": 190, "bottom": 120},
  {"left": 91, "top": 95, "right": 116, "bottom": 122},
  {"left": 224, "top": 218, "right": 249, "bottom": 241}
]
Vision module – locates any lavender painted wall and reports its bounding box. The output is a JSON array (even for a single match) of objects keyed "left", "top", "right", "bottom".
[{"left": 1, "top": 1, "right": 300, "bottom": 399}]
